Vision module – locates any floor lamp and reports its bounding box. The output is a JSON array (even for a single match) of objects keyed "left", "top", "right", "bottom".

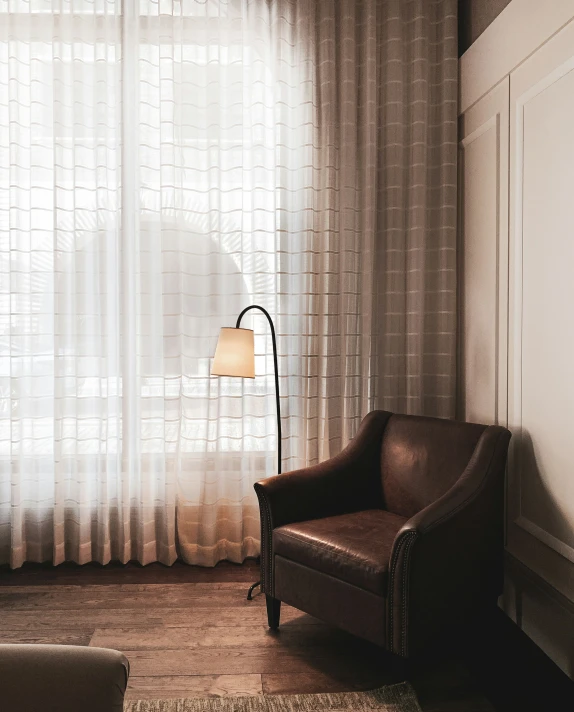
[{"left": 211, "top": 305, "right": 281, "bottom": 600}]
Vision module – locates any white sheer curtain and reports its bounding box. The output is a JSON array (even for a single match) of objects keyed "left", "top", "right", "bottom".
[
  {"left": 0, "top": 0, "right": 458, "bottom": 568},
  {"left": 0, "top": 0, "right": 299, "bottom": 567}
]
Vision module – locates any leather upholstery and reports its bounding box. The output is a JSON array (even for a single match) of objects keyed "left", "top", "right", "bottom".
[
  {"left": 254, "top": 410, "right": 391, "bottom": 596},
  {"left": 255, "top": 410, "right": 511, "bottom": 658},
  {"left": 0, "top": 644, "right": 129, "bottom": 712},
  {"left": 274, "top": 510, "right": 407, "bottom": 596},
  {"left": 389, "top": 424, "right": 511, "bottom": 657},
  {"left": 380, "top": 414, "right": 486, "bottom": 518},
  {"left": 274, "top": 556, "right": 387, "bottom": 646}
]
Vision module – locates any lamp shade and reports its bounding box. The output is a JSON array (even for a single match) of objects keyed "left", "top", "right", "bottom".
[{"left": 211, "top": 327, "right": 255, "bottom": 378}]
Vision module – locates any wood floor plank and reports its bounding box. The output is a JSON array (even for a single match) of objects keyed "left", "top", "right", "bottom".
[
  {"left": 262, "top": 672, "right": 351, "bottom": 695},
  {"left": 159, "top": 605, "right": 316, "bottom": 628},
  {"left": 0, "top": 582, "right": 253, "bottom": 593},
  {"left": 0, "top": 560, "right": 260, "bottom": 586},
  {"left": 0, "top": 630, "right": 93, "bottom": 646},
  {"left": 124, "top": 646, "right": 390, "bottom": 678},
  {"left": 125, "top": 674, "right": 263, "bottom": 701},
  {"left": 0, "top": 589, "right": 266, "bottom": 610},
  {"left": 0, "top": 609, "right": 164, "bottom": 630},
  {"left": 261, "top": 671, "right": 397, "bottom": 695},
  {"left": 0, "top": 570, "right": 503, "bottom": 712},
  {"left": 90, "top": 623, "right": 354, "bottom": 651},
  {"left": 0, "top": 604, "right": 314, "bottom": 630}
]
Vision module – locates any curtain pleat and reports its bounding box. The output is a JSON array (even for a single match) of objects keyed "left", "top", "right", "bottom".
[
  {"left": 373, "top": 0, "right": 458, "bottom": 418},
  {"left": 0, "top": 0, "right": 458, "bottom": 568}
]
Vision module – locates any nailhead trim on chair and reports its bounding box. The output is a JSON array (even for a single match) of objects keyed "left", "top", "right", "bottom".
[
  {"left": 255, "top": 487, "right": 274, "bottom": 597},
  {"left": 400, "top": 533, "right": 417, "bottom": 657},
  {"left": 388, "top": 530, "right": 417, "bottom": 657}
]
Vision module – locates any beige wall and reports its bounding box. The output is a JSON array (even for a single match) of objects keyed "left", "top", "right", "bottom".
[{"left": 459, "top": 0, "right": 513, "bottom": 54}]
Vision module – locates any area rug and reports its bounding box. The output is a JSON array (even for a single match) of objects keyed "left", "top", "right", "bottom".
[{"left": 125, "top": 683, "right": 421, "bottom": 712}]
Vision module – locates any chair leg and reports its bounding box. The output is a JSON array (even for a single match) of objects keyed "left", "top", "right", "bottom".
[{"left": 266, "top": 595, "right": 281, "bottom": 630}]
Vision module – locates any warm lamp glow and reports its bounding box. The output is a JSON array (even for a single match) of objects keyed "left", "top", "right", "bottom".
[{"left": 211, "top": 327, "right": 255, "bottom": 378}]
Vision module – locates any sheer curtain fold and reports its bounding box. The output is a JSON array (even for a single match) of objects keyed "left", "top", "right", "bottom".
[{"left": 0, "top": 0, "right": 458, "bottom": 568}]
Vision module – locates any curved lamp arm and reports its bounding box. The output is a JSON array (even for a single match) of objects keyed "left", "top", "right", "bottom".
[
  {"left": 235, "top": 305, "right": 282, "bottom": 475},
  {"left": 212, "top": 304, "right": 282, "bottom": 599}
]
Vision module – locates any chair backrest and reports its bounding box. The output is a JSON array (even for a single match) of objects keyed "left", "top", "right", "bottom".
[{"left": 380, "top": 413, "right": 486, "bottom": 519}]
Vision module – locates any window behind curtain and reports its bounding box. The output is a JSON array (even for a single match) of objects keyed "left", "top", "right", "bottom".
[
  {"left": 0, "top": 0, "right": 282, "bottom": 457},
  {"left": 0, "top": 0, "right": 308, "bottom": 566}
]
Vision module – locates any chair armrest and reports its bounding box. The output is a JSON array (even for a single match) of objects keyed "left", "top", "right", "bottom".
[
  {"left": 254, "top": 410, "right": 391, "bottom": 530},
  {"left": 0, "top": 644, "right": 130, "bottom": 712},
  {"left": 388, "top": 425, "right": 511, "bottom": 658},
  {"left": 254, "top": 410, "right": 391, "bottom": 597}
]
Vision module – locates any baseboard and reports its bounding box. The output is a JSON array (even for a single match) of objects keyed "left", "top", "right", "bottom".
[
  {"left": 501, "top": 552, "right": 574, "bottom": 680},
  {"left": 448, "top": 550, "right": 574, "bottom": 711}
]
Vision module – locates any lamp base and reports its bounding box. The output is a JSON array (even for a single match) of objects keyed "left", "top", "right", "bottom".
[{"left": 246, "top": 580, "right": 261, "bottom": 600}]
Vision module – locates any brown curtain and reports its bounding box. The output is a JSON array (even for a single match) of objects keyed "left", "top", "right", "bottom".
[{"left": 279, "top": 0, "right": 459, "bottom": 469}]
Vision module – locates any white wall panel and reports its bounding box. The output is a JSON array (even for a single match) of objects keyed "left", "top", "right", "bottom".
[
  {"left": 458, "top": 78, "right": 509, "bottom": 426},
  {"left": 460, "top": 0, "right": 574, "bottom": 113},
  {"left": 459, "top": 0, "right": 574, "bottom": 677},
  {"left": 508, "top": 18, "right": 574, "bottom": 592}
]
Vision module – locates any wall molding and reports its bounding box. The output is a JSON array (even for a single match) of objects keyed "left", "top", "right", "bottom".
[
  {"left": 457, "top": 78, "right": 509, "bottom": 429},
  {"left": 516, "top": 516, "right": 574, "bottom": 566},
  {"left": 506, "top": 20, "right": 574, "bottom": 599},
  {"left": 505, "top": 550, "right": 574, "bottom": 618},
  {"left": 460, "top": 0, "right": 574, "bottom": 114},
  {"left": 507, "top": 519, "right": 574, "bottom": 605}
]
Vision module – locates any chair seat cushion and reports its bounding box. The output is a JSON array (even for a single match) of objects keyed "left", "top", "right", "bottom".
[{"left": 273, "top": 509, "right": 407, "bottom": 596}]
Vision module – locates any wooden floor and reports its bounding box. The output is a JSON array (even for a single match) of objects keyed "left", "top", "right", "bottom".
[{"left": 0, "top": 561, "right": 571, "bottom": 711}]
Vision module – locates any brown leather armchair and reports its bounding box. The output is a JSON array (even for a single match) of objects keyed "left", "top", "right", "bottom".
[{"left": 254, "top": 411, "right": 511, "bottom": 658}]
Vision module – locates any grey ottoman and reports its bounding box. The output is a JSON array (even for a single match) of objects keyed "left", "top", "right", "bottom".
[{"left": 0, "top": 644, "right": 129, "bottom": 712}]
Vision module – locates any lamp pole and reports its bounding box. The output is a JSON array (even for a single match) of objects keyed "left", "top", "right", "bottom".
[{"left": 235, "top": 305, "right": 281, "bottom": 600}]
